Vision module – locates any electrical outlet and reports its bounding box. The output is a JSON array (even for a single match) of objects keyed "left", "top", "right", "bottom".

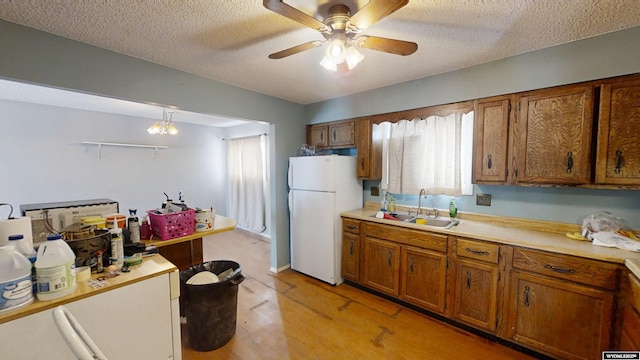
[
  {"left": 371, "top": 186, "right": 380, "bottom": 196},
  {"left": 476, "top": 193, "right": 492, "bottom": 206}
]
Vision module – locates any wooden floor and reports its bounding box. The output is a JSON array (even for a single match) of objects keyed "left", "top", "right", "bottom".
[{"left": 181, "top": 229, "right": 536, "bottom": 360}]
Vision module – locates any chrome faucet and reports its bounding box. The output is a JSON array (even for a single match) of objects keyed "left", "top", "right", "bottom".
[{"left": 417, "top": 189, "right": 426, "bottom": 216}]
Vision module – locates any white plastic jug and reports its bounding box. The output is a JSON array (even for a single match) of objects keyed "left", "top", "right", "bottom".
[
  {"left": 35, "top": 234, "right": 77, "bottom": 301},
  {"left": 0, "top": 245, "right": 33, "bottom": 314}
]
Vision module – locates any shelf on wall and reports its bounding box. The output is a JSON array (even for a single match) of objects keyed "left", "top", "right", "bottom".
[{"left": 82, "top": 141, "right": 168, "bottom": 159}]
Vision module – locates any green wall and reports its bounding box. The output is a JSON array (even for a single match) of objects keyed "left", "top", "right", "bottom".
[{"left": 305, "top": 26, "right": 640, "bottom": 229}]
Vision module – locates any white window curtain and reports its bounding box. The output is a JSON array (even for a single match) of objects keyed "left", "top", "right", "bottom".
[
  {"left": 226, "top": 135, "right": 267, "bottom": 232},
  {"left": 377, "top": 111, "right": 474, "bottom": 196}
]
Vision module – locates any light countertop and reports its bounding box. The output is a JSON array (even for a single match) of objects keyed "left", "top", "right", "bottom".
[
  {"left": 0, "top": 254, "right": 177, "bottom": 325},
  {"left": 341, "top": 208, "right": 640, "bottom": 267}
]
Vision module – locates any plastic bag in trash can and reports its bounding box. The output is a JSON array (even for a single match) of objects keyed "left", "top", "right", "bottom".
[{"left": 180, "top": 260, "right": 245, "bottom": 351}]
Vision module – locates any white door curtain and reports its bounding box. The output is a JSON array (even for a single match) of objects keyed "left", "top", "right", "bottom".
[{"left": 226, "top": 134, "right": 267, "bottom": 232}]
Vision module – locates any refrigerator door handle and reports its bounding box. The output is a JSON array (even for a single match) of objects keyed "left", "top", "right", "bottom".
[
  {"left": 288, "top": 162, "right": 293, "bottom": 188},
  {"left": 288, "top": 191, "right": 293, "bottom": 213},
  {"left": 52, "top": 305, "right": 108, "bottom": 360}
]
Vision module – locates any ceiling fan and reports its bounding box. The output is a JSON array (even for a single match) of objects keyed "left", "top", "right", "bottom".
[{"left": 263, "top": 0, "right": 418, "bottom": 71}]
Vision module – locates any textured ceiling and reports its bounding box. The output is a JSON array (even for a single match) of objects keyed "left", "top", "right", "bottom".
[{"left": 2, "top": 0, "right": 640, "bottom": 106}]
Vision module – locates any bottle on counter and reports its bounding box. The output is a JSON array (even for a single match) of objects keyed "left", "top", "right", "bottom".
[
  {"left": 387, "top": 195, "right": 395, "bottom": 213},
  {"left": 7, "top": 234, "right": 37, "bottom": 295},
  {"left": 110, "top": 221, "right": 124, "bottom": 270},
  {"left": 0, "top": 244, "right": 33, "bottom": 313},
  {"left": 128, "top": 209, "right": 140, "bottom": 244},
  {"left": 449, "top": 199, "right": 458, "bottom": 219},
  {"left": 140, "top": 215, "right": 152, "bottom": 240},
  {"left": 380, "top": 193, "right": 387, "bottom": 212},
  {"left": 35, "top": 234, "right": 77, "bottom": 301}
]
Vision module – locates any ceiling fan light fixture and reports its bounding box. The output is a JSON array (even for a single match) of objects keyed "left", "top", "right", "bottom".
[
  {"left": 345, "top": 46, "right": 364, "bottom": 70},
  {"left": 319, "top": 55, "right": 338, "bottom": 71},
  {"left": 325, "top": 38, "right": 346, "bottom": 64}
]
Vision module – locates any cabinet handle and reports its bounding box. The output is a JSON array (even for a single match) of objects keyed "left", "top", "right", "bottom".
[
  {"left": 487, "top": 154, "right": 492, "bottom": 169},
  {"left": 410, "top": 257, "right": 414, "bottom": 273},
  {"left": 320, "top": 132, "right": 323, "bottom": 141},
  {"left": 544, "top": 264, "right": 577, "bottom": 274},
  {"left": 333, "top": 130, "right": 336, "bottom": 141},
  {"left": 361, "top": 158, "right": 365, "bottom": 170},
  {"left": 464, "top": 248, "right": 490, "bottom": 256},
  {"left": 524, "top": 285, "right": 530, "bottom": 307},
  {"left": 615, "top": 149, "right": 623, "bottom": 174},
  {"left": 566, "top": 151, "right": 573, "bottom": 174},
  {"left": 466, "top": 271, "right": 471, "bottom": 289},
  {"left": 347, "top": 225, "right": 357, "bottom": 230},
  {"left": 349, "top": 241, "right": 354, "bottom": 255}
]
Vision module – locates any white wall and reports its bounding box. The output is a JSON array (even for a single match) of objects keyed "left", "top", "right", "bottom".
[{"left": 0, "top": 100, "right": 229, "bottom": 219}]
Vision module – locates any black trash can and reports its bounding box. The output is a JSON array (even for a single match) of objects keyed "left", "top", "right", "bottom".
[{"left": 180, "top": 260, "right": 245, "bottom": 351}]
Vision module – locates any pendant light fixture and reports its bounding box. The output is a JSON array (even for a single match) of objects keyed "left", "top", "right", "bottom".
[{"left": 147, "top": 108, "right": 178, "bottom": 135}]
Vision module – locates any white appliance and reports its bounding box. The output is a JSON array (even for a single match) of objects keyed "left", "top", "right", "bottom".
[
  {"left": 53, "top": 306, "right": 107, "bottom": 360},
  {"left": 0, "top": 271, "right": 181, "bottom": 360},
  {"left": 20, "top": 199, "right": 119, "bottom": 244},
  {"left": 288, "top": 155, "right": 363, "bottom": 285}
]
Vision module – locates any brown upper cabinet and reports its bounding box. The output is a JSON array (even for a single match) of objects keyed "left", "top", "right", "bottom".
[
  {"left": 307, "top": 124, "right": 328, "bottom": 148},
  {"left": 515, "top": 84, "right": 594, "bottom": 185},
  {"left": 356, "top": 119, "right": 382, "bottom": 180},
  {"left": 595, "top": 77, "right": 640, "bottom": 185},
  {"left": 472, "top": 95, "right": 514, "bottom": 185},
  {"left": 306, "top": 120, "right": 355, "bottom": 149}
]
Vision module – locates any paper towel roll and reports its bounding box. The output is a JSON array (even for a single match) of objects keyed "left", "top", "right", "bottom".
[{"left": 0, "top": 217, "right": 34, "bottom": 249}]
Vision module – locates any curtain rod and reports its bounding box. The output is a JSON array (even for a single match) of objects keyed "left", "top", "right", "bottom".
[{"left": 223, "top": 133, "right": 267, "bottom": 141}]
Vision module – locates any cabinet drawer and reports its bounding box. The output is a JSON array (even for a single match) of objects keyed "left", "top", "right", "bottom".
[
  {"left": 456, "top": 238, "right": 499, "bottom": 264},
  {"left": 364, "top": 222, "right": 447, "bottom": 252},
  {"left": 342, "top": 218, "right": 361, "bottom": 234},
  {"left": 512, "top": 248, "right": 619, "bottom": 290}
]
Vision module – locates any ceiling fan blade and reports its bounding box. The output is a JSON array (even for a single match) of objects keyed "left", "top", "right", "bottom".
[
  {"left": 263, "top": 0, "right": 330, "bottom": 33},
  {"left": 356, "top": 36, "right": 417, "bottom": 56},
  {"left": 268, "top": 41, "right": 324, "bottom": 59},
  {"left": 349, "top": 0, "right": 409, "bottom": 30}
]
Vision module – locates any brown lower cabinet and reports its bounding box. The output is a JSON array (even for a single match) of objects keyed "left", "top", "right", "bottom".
[
  {"left": 506, "top": 271, "right": 614, "bottom": 359},
  {"left": 452, "top": 258, "right": 499, "bottom": 332},
  {"left": 362, "top": 236, "right": 400, "bottom": 297},
  {"left": 342, "top": 217, "right": 628, "bottom": 360},
  {"left": 400, "top": 246, "right": 447, "bottom": 314}
]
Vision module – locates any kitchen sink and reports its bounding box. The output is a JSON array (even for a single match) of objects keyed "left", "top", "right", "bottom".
[
  {"left": 409, "top": 217, "right": 460, "bottom": 229},
  {"left": 369, "top": 213, "right": 415, "bottom": 221},
  {"left": 369, "top": 212, "right": 460, "bottom": 229}
]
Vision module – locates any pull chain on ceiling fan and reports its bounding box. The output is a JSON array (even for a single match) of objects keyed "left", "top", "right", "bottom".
[{"left": 263, "top": 0, "right": 417, "bottom": 71}]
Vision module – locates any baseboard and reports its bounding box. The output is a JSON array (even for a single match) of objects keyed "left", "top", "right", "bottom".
[{"left": 270, "top": 264, "right": 291, "bottom": 273}]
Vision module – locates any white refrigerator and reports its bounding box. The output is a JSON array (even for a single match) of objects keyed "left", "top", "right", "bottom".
[{"left": 288, "top": 155, "right": 363, "bottom": 285}]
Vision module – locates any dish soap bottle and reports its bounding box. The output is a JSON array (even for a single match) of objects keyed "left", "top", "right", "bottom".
[
  {"left": 388, "top": 195, "right": 395, "bottom": 213},
  {"left": 380, "top": 193, "right": 387, "bottom": 212},
  {"left": 449, "top": 199, "right": 458, "bottom": 220}
]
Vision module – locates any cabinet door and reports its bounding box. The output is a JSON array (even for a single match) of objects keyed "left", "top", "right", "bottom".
[
  {"left": 328, "top": 121, "right": 355, "bottom": 147},
  {"left": 307, "top": 124, "right": 328, "bottom": 148},
  {"left": 595, "top": 77, "right": 640, "bottom": 185},
  {"left": 506, "top": 271, "right": 613, "bottom": 360},
  {"left": 400, "top": 246, "right": 447, "bottom": 314},
  {"left": 473, "top": 95, "right": 512, "bottom": 184},
  {"left": 362, "top": 237, "right": 400, "bottom": 297},
  {"left": 356, "top": 119, "right": 382, "bottom": 180},
  {"left": 516, "top": 84, "right": 594, "bottom": 185},
  {"left": 452, "top": 258, "right": 499, "bottom": 332},
  {"left": 341, "top": 232, "right": 360, "bottom": 282}
]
